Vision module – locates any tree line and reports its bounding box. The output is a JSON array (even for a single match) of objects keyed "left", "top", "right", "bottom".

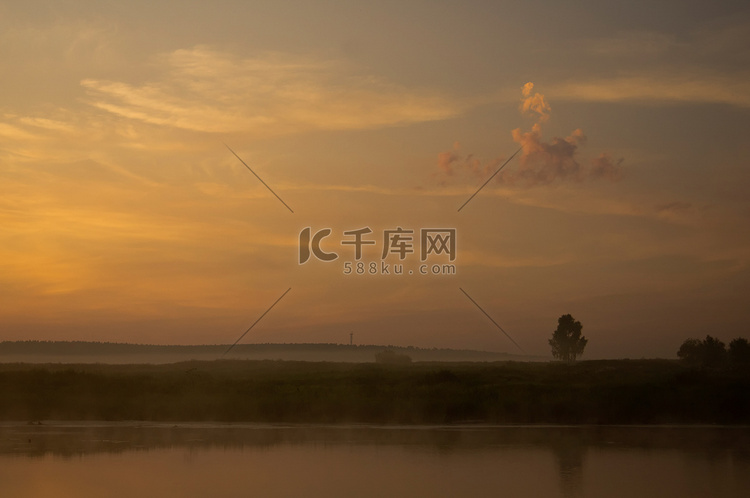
[{"left": 677, "top": 336, "right": 750, "bottom": 368}]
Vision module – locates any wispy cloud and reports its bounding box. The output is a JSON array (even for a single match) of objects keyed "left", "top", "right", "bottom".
[
  {"left": 579, "top": 31, "right": 681, "bottom": 58},
  {"left": 548, "top": 74, "right": 750, "bottom": 108},
  {"left": 539, "top": 17, "right": 750, "bottom": 109},
  {"left": 0, "top": 121, "right": 39, "bottom": 141},
  {"left": 0, "top": 18, "right": 118, "bottom": 66},
  {"left": 82, "top": 46, "right": 462, "bottom": 136}
]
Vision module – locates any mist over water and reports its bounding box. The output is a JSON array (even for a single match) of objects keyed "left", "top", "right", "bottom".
[{"left": 1, "top": 424, "right": 748, "bottom": 497}]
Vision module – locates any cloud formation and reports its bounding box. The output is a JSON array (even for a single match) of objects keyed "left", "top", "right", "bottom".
[
  {"left": 590, "top": 152, "right": 624, "bottom": 182},
  {"left": 504, "top": 124, "right": 586, "bottom": 185},
  {"left": 435, "top": 142, "right": 497, "bottom": 183},
  {"left": 520, "top": 82, "right": 551, "bottom": 122},
  {"left": 434, "top": 82, "right": 623, "bottom": 188}
]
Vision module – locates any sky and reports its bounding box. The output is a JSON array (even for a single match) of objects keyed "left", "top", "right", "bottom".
[{"left": 1, "top": 0, "right": 749, "bottom": 358}]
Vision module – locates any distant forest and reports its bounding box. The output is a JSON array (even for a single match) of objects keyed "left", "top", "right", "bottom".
[{"left": 0, "top": 341, "right": 537, "bottom": 364}]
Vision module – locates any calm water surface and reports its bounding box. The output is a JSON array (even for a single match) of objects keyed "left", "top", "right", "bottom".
[{"left": 0, "top": 424, "right": 748, "bottom": 497}]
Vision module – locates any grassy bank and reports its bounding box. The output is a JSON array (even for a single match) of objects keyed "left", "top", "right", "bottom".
[{"left": 1, "top": 360, "right": 748, "bottom": 424}]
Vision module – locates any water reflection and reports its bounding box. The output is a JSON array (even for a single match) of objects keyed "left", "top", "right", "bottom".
[
  {"left": 550, "top": 431, "right": 586, "bottom": 498},
  {"left": 0, "top": 424, "right": 748, "bottom": 498}
]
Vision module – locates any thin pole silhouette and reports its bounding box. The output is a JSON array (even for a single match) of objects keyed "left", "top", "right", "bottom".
[
  {"left": 223, "top": 288, "right": 292, "bottom": 357},
  {"left": 457, "top": 145, "right": 523, "bottom": 212},
  {"left": 225, "top": 143, "right": 294, "bottom": 213},
  {"left": 459, "top": 287, "right": 526, "bottom": 354}
]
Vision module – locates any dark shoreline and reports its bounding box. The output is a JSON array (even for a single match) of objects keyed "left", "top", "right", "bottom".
[
  {"left": 1, "top": 359, "right": 748, "bottom": 425},
  {"left": 3, "top": 422, "right": 750, "bottom": 459}
]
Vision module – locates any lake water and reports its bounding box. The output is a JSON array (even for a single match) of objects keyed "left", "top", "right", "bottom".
[{"left": 1, "top": 424, "right": 748, "bottom": 497}]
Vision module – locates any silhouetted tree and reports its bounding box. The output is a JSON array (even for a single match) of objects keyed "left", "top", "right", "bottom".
[
  {"left": 677, "top": 338, "right": 702, "bottom": 366},
  {"left": 677, "top": 335, "right": 726, "bottom": 367},
  {"left": 729, "top": 338, "right": 750, "bottom": 366},
  {"left": 549, "top": 314, "right": 587, "bottom": 362},
  {"left": 702, "top": 335, "right": 727, "bottom": 367}
]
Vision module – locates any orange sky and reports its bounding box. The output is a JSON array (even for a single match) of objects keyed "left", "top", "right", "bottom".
[{"left": 1, "top": 0, "right": 749, "bottom": 358}]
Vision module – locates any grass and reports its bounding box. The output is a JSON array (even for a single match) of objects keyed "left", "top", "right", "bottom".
[{"left": 0, "top": 359, "right": 748, "bottom": 424}]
